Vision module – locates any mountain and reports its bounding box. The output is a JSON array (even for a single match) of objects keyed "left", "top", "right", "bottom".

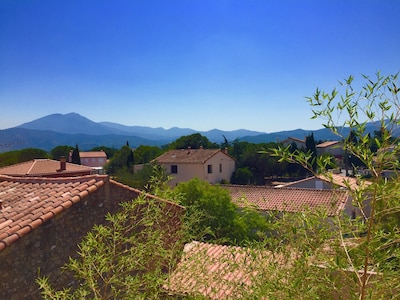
[
  {"left": 2, "top": 112, "right": 395, "bottom": 153},
  {"left": 1, "top": 113, "right": 266, "bottom": 152},
  {"left": 16, "top": 113, "right": 123, "bottom": 136},
  {"left": 0, "top": 127, "right": 162, "bottom": 153}
]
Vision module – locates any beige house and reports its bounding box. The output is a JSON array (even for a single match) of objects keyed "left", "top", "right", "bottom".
[
  {"left": 154, "top": 148, "right": 236, "bottom": 186},
  {"left": 281, "top": 137, "right": 306, "bottom": 148},
  {"left": 70, "top": 150, "right": 108, "bottom": 172}
]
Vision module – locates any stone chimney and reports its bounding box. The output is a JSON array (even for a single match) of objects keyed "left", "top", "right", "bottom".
[
  {"left": 187, "top": 146, "right": 191, "bottom": 154},
  {"left": 59, "top": 156, "right": 66, "bottom": 171}
]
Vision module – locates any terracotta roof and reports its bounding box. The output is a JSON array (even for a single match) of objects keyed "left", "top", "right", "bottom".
[
  {"left": 224, "top": 185, "right": 348, "bottom": 216},
  {"left": 316, "top": 141, "right": 341, "bottom": 148},
  {"left": 282, "top": 137, "right": 305, "bottom": 144},
  {"left": 79, "top": 151, "right": 107, "bottom": 158},
  {"left": 165, "top": 241, "right": 269, "bottom": 299},
  {"left": 0, "top": 174, "right": 107, "bottom": 251},
  {"left": 0, "top": 159, "right": 93, "bottom": 177},
  {"left": 155, "top": 149, "right": 233, "bottom": 164},
  {"left": 316, "top": 173, "right": 371, "bottom": 190}
]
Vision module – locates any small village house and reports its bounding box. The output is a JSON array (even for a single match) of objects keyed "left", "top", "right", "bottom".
[
  {"left": 281, "top": 137, "right": 306, "bottom": 149},
  {"left": 70, "top": 150, "right": 108, "bottom": 173},
  {"left": 154, "top": 147, "right": 236, "bottom": 186}
]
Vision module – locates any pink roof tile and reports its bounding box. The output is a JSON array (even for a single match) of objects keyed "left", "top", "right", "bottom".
[
  {"left": 0, "top": 174, "right": 107, "bottom": 250},
  {"left": 224, "top": 185, "right": 348, "bottom": 216},
  {"left": 165, "top": 241, "right": 267, "bottom": 299},
  {"left": 155, "top": 149, "right": 234, "bottom": 164},
  {"left": 0, "top": 159, "right": 93, "bottom": 177},
  {"left": 316, "top": 173, "right": 371, "bottom": 190},
  {"left": 316, "top": 141, "right": 341, "bottom": 148},
  {"left": 79, "top": 151, "right": 107, "bottom": 158}
]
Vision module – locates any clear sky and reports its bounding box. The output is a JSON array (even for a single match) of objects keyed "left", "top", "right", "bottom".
[{"left": 1, "top": 0, "right": 399, "bottom": 133}]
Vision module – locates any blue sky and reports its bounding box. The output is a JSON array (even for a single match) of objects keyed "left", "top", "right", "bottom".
[{"left": 1, "top": 0, "right": 399, "bottom": 133}]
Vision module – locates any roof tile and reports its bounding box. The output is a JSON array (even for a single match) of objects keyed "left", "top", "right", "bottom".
[
  {"left": 0, "top": 159, "right": 93, "bottom": 177},
  {"left": 224, "top": 185, "right": 348, "bottom": 216},
  {"left": 155, "top": 149, "right": 233, "bottom": 164},
  {"left": 0, "top": 174, "right": 108, "bottom": 250},
  {"left": 165, "top": 241, "right": 268, "bottom": 299}
]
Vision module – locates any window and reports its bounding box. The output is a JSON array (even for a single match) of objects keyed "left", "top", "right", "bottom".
[
  {"left": 207, "top": 164, "right": 212, "bottom": 174},
  {"left": 219, "top": 163, "right": 222, "bottom": 172},
  {"left": 171, "top": 165, "right": 178, "bottom": 174}
]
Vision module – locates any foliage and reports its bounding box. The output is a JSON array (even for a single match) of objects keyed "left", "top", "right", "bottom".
[
  {"left": 174, "top": 178, "right": 271, "bottom": 245},
  {"left": 0, "top": 148, "right": 49, "bottom": 167},
  {"left": 305, "top": 132, "right": 317, "bottom": 171},
  {"left": 71, "top": 144, "right": 81, "bottom": 165},
  {"left": 230, "top": 167, "right": 252, "bottom": 184},
  {"left": 167, "top": 133, "right": 219, "bottom": 150},
  {"left": 90, "top": 146, "right": 117, "bottom": 159},
  {"left": 50, "top": 145, "right": 73, "bottom": 160},
  {"left": 272, "top": 72, "right": 400, "bottom": 299},
  {"left": 126, "top": 147, "right": 134, "bottom": 172},
  {"left": 37, "top": 194, "right": 186, "bottom": 299},
  {"left": 133, "top": 145, "right": 163, "bottom": 164},
  {"left": 104, "top": 145, "right": 132, "bottom": 175}
]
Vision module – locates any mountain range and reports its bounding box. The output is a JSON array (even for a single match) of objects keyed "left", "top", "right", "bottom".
[{"left": 0, "top": 112, "right": 387, "bottom": 153}]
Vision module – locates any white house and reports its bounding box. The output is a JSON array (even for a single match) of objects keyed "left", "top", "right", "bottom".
[{"left": 154, "top": 147, "right": 236, "bottom": 186}]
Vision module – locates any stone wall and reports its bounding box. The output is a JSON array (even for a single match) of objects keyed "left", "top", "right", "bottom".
[{"left": 0, "top": 180, "right": 184, "bottom": 300}]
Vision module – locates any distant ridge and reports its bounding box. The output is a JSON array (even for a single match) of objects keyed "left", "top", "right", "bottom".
[{"left": 1, "top": 112, "right": 394, "bottom": 153}]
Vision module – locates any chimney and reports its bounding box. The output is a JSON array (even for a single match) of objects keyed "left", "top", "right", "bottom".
[
  {"left": 187, "top": 146, "right": 191, "bottom": 154},
  {"left": 59, "top": 156, "right": 66, "bottom": 171}
]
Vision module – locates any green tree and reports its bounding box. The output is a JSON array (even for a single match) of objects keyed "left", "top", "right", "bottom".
[
  {"left": 126, "top": 147, "right": 134, "bottom": 172},
  {"left": 104, "top": 145, "right": 131, "bottom": 175},
  {"left": 0, "top": 148, "right": 49, "bottom": 167},
  {"left": 90, "top": 146, "right": 117, "bottom": 159},
  {"left": 19, "top": 148, "right": 49, "bottom": 162},
  {"left": 37, "top": 194, "right": 186, "bottom": 299},
  {"left": 305, "top": 132, "right": 317, "bottom": 171},
  {"left": 230, "top": 167, "right": 252, "bottom": 184},
  {"left": 272, "top": 72, "right": 400, "bottom": 299},
  {"left": 133, "top": 145, "right": 163, "bottom": 164},
  {"left": 175, "top": 178, "right": 270, "bottom": 245},
  {"left": 50, "top": 145, "right": 73, "bottom": 160},
  {"left": 168, "top": 133, "right": 218, "bottom": 150},
  {"left": 71, "top": 144, "right": 81, "bottom": 165}
]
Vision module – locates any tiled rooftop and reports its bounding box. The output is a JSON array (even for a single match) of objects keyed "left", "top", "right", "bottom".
[
  {"left": 0, "top": 174, "right": 107, "bottom": 251},
  {"left": 316, "top": 141, "right": 340, "bottom": 148},
  {"left": 224, "top": 185, "right": 348, "bottom": 216},
  {"left": 165, "top": 241, "right": 269, "bottom": 299},
  {"left": 0, "top": 159, "right": 93, "bottom": 176},
  {"left": 155, "top": 148, "right": 231, "bottom": 164},
  {"left": 317, "top": 173, "right": 371, "bottom": 190},
  {"left": 79, "top": 151, "right": 107, "bottom": 158}
]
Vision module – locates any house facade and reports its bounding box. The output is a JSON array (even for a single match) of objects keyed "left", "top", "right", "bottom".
[
  {"left": 281, "top": 137, "right": 306, "bottom": 149},
  {"left": 154, "top": 148, "right": 236, "bottom": 186},
  {"left": 76, "top": 150, "right": 108, "bottom": 172},
  {"left": 0, "top": 174, "right": 184, "bottom": 299}
]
